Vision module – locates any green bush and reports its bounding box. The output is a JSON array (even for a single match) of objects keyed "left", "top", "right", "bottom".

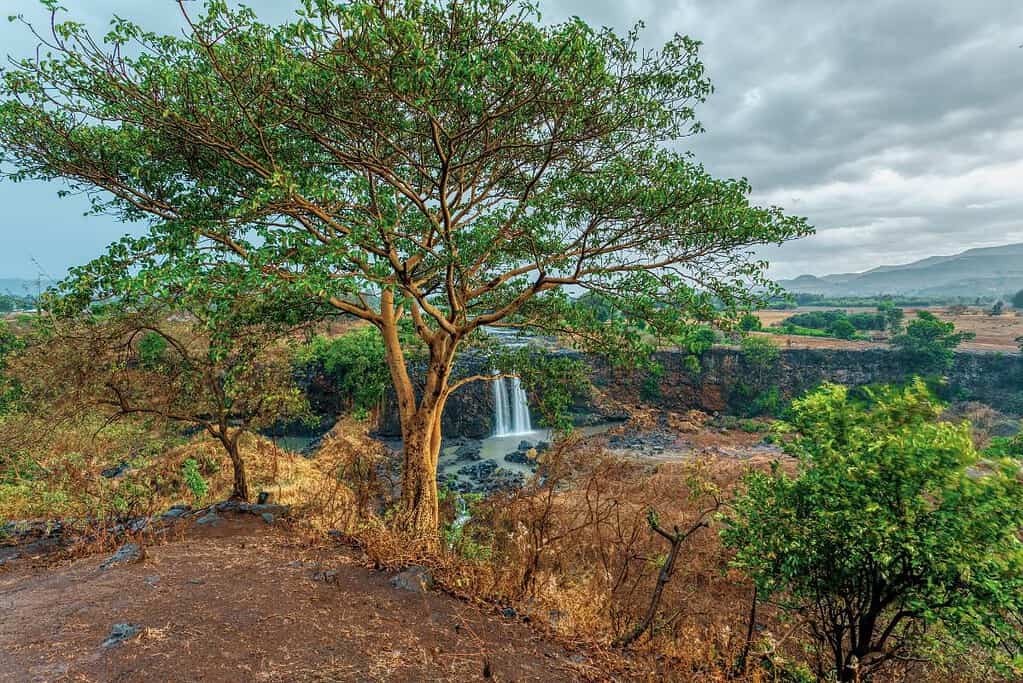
[
  {"left": 296, "top": 326, "right": 389, "bottom": 413},
  {"left": 724, "top": 380, "right": 1023, "bottom": 681},
  {"left": 891, "top": 310, "right": 974, "bottom": 375},
  {"left": 181, "top": 457, "right": 209, "bottom": 501},
  {"left": 137, "top": 331, "right": 168, "bottom": 369}
]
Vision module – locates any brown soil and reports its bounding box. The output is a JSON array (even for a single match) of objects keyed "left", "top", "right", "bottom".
[
  {"left": 755, "top": 306, "right": 1023, "bottom": 353},
  {"left": 0, "top": 515, "right": 609, "bottom": 682}
]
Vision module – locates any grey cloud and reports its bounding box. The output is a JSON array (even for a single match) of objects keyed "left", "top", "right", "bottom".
[{"left": 0, "top": 0, "right": 1020, "bottom": 279}]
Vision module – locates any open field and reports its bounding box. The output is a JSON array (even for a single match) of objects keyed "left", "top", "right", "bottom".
[{"left": 755, "top": 306, "right": 1023, "bottom": 353}]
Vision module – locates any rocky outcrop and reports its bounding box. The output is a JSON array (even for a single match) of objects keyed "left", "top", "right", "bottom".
[{"left": 596, "top": 347, "right": 1023, "bottom": 416}]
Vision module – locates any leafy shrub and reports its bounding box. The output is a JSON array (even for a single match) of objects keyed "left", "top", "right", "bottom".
[
  {"left": 136, "top": 331, "right": 168, "bottom": 369},
  {"left": 181, "top": 457, "right": 209, "bottom": 501},
  {"left": 297, "top": 327, "right": 389, "bottom": 413},
  {"left": 725, "top": 380, "right": 1023, "bottom": 681},
  {"left": 891, "top": 310, "right": 974, "bottom": 375},
  {"left": 738, "top": 313, "right": 762, "bottom": 332}
]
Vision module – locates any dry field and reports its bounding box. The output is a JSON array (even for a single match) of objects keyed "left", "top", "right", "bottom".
[{"left": 755, "top": 306, "right": 1023, "bottom": 353}]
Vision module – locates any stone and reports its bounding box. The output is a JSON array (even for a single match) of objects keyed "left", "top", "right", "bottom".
[
  {"left": 501, "top": 606, "right": 517, "bottom": 618},
  {"left": 517, "top": 440, "right": 532, "bottom": 451},
  {"left": 161, "top": 505, "right": 191, "bottom": 520},
  {"left": 102, "top": 623, "right": 140, "bottom": 648},
  {"left": 195, "top": 512, "right": 222, "bottom": 526},
  {"left": 243, "top": 503, "right": 289, "bottom": 517},
  {"left": 100, "top": 543, "right": 143, "bottom": 570},
  {"left": 454, "top": 443, "right": 482, "bottom": 462},
  {"left": 312, "top": 569, "right": 338, "bottom": 583},
  {"left": 457, "top": 460, "right": 497, "bottom": 479},
  {"left": 260, "top": 512, "right": 274, "bottom": 525},
  {"left": 391, "top": 565, "right": 433, "bottom": 593},
  {"left": 503, "top": 450, "right": 535, "bottom": 466},
  {"left": 101, "top": 462, "right": 131, "bottom": 479},
  {"left": 144, "top": 575, "right": 161, "bottom": 587}
]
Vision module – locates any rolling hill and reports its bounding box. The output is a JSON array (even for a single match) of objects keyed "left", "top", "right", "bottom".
[{"left": 778, "top": 243, "right": 1023, "bottom": 298}]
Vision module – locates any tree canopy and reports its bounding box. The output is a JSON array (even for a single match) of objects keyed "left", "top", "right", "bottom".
[{"left": 0, "top": 0, "right": 810, "bottom": 536}]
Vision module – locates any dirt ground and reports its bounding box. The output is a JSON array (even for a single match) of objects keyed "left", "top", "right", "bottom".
[
  {"left": 0, "top": 516, "right": 610, "bottom": 682},
  {"left": 754, "top": 306, "right": 1023, "bottom": 353}
]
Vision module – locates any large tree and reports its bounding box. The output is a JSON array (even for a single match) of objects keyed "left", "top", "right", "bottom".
[{"left": 0, "top": 0, "right": 810, "bottom": 537}]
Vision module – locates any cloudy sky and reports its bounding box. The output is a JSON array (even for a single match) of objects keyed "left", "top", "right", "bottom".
[{"left": 1, "top": 0, "right": 1021, "bottom": 280}]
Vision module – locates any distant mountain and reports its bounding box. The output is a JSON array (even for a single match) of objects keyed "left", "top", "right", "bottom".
[{"left": 778, "top": 243, "right": 1023, "bottom": 298}]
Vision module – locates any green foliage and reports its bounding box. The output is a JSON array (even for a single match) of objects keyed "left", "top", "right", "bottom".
[
  {"left": 782, "top": 309, "right": 884, "bottom": 332},
  {"left": 739, "top": 334, "right": 780, "bottom": 367},
  {"left": 738, "top": 312, "right": 762, "bottom": 332},
  {"left": 1012, "top": 289, "right": 1023, "bottom": 309},
  {"left": 724, "top": 381, "right": 1023, "bottom": 680},
  {"left": 181, "top": 457, "right": 209, "bottom": 502},
  {"left": 828, "top": 317, "right": 856, "bottom": 340},
  {"left": 639, "top": 364, "right": 664, "bottom": 403},
  {"left": 877, "top": 299, "right": 905, "bottom": 333},
  {"left": 296, "top": 327, "right": 389, "bottom": 414},
  {"left": 136, "top": 331, "right": 168, "bottom": 369},
  {"left": 891, "top": 310, "right": 975, "bottom": 375}
]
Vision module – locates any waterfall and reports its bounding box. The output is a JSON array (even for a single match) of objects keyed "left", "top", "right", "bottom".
[{"left": 491, "top": 372, "right": 533, "bottom": 436}]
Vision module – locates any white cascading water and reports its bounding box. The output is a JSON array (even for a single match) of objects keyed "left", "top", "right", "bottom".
[{"left": 491, "top": 372, "right": 533, "bottom": 436}]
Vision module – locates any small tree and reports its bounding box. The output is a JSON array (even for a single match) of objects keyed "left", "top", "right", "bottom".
[
  {"left": 877, "top": 300, "right": 904, "bottom": 334},
  {"left": 1012, "top": 290, "right": 1023, "bottom": 309},
  {"left": 890, "top": 310, "right": 974, "bottom": 375},
  {"left": 828, "top": 317, "right": 856, "bottom": 340},
  {"left": 991, "top": 300, "right": 1005, "bottom": 316},
  {"left": 16, "top": 301, "right": 310, "bottom": 501},
  {"left": 739, "top": 312, "right": 763, "bottom": 332},
  {"left": 723, "top": 381, "right": 1023, "bottom": 681},
  {"left": 0, "top": 0, "right": 810, "bottom": 537}
]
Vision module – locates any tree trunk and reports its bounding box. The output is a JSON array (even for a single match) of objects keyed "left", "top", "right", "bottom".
[
  {"left": 394, "top": 418, "right": 441, "bottom": 538},
  {"left": 224, "top": 437, "right": 249, "bottom": 502},
  {"left": 378, "top": 292, "right": 454, "bottom": 542}
]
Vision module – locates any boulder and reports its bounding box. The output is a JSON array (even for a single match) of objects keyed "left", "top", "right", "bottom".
[
  {"left": 195, "top": 512, "right": 222, "bottom": 527},
  {"left": 100, "top": 543, "right": 143, "bottom": 570},
  {"left": 102, "top": 623, "right": 140, "bottom": 648},
  {"left": 100, "top": 462, "right": 131, "bottom": 479}
]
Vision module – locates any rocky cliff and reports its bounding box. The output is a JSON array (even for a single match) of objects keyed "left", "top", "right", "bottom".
[{"left": 370, "top": 347, "right": 1023, "bottom": 439}]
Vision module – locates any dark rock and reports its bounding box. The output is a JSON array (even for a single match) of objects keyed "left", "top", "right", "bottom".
[
  {"left": 454, "top": 443, "right": 483, "bottom": 462},
  {"left": 257, "top": 491, "right": 272, "bottom": 504},
  {"left": 260, "top": 512, "right": 275, "bottom": 525},
  {"left": 517, "top": 440, "right": 532, "bottom": 451},
  {"left": 101, "top": 462, "right": 131, "bottom": 479},
  {"left": 391, "top": 565, "right": 433, "bottom": 593},
  {"left": 312, "top": 569, "right": 338, "bottom": 583},
  {"left": 501, "top": 606, "right": 517, "bottom": 618},
  {"left": 100, "top": 543, "right": 143, "bottom": 570},
  {"left": 243, "top": 503, "right": 290, "bottom": 517},
  {"left": 102, "top": 623, "right": 140, "bottom": 648},
  {"left": 195, "top": 512, "right": 222, "bottom": 527},
  {"left": 504, "top": 450, "right": 535, "bottom": 466},
  {"left": 457, "top": 460, "right": 498, "bottom": 480},
  {"left": 161, "top": 505, "right": 191, "bottom": 520}
]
